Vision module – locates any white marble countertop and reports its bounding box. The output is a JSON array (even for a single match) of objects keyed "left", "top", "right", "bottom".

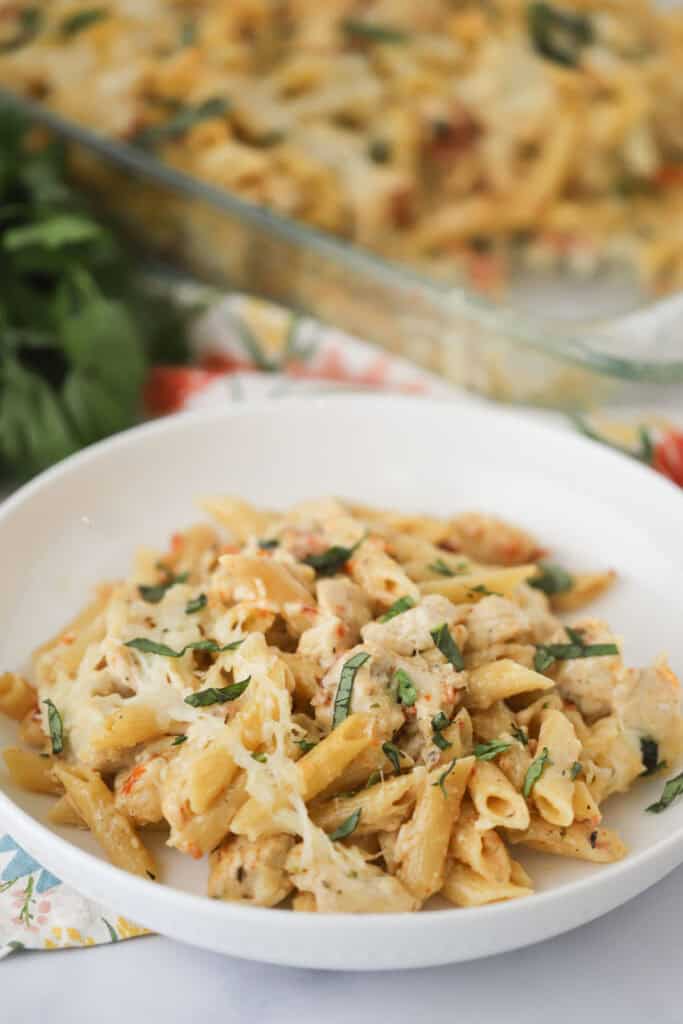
[{"left": 5, "top": 859, "right": 683, "bottom": 1024}]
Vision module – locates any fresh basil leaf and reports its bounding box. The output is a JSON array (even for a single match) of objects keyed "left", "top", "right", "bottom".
[
  {"left": 382, "top": 741, "right": 402, "bottom": 773},
  {"left": 184, "top": 676, "right": 250, "bottom": 707},
  {"left": 342, "top": 18, "right": 408, "bottom": 43},
  {"left": 302, "top": 536, "right": 364, "bottom": 577},
  {"left": 394, "top": 668, "right": 417, "bottom": 707},
  {"left": 570, "top": 761, "right": 582, "bottom": 780},
  {"left": 3, "top": 214, "right": 102, "bottom": 252},
  {"left": 366, "top": 770, "right": 381, "bottom": 788},
  {"left": 646, "top": 770, "right": 683, "bottom": 813},
  {"left": 378, "top": 595, "right": 415, "bottom": 622},
  {"left": 534, "top": 630, "right": 619, "bottom": 673},
  {"left": 132, "top": 97, "right": 230, "bottom": 149},
  {"left": 529, "top": 562, "right": 574, "bottom": 596},
  {"left": 60, "top": 7, "right": 108, "bottom": 36},
  {"left": 251, "top": 751, "right": 268, "bottom": 763},
  {"left": 468, "top": 585, "right": 501, "bottom": 597},
  {"left": 640, "top": 737, "right": 665, "bottom": 777},
  {"left": 0, "top": 357, "right": 79, "bottom": 477},
  {"left": 431, "top": 711, "right": 452, "bottom": 751},
  {"left": 432, "top": 758, "right": 457, "bottom": 796},
  {"left": 296, "top": 738, "right": 317, "bottom": 754},
  {"left": 171, "top": 735, "right": 187, "bottom": 746},
  {"left": 257, "top": 538, "right": 279, "bottom": 550},
  {"left": 512, "top": 724, "right": 528, "bottom": 746},
  {"left": 474, "top": 739, "right": 512, "bottom": 761},
  {"left": 0, "top": 7, "right": 42, "bottom": 53},
  {"left": 528, "top": 2, "right": 592, "bottom": 67},
  {"left": 430, "top": 623, "right": 464, "bottom": 671},
  {"left": 427, "top": 558, "right": 455, "bottom": 578},
  {"left": 332, "top": 651, "right": 370, "bottom": 728},
  {"left": 138, "top": 571, "right": 189, "bottom": 604},
  {"left": 125, "top": 637, "right": 243, "bottom": 658},
  {"left": 43, "top": 698, "right": 63, "bottom": 755},
  {"left": 328, "top": 808, "right": 362, "bottom": 841},
  {"left": 185, "top": 593, "right": 207, "bottom": 614},
  {"left": 523, "top": 747, "right": 552, "bottom": 797}
]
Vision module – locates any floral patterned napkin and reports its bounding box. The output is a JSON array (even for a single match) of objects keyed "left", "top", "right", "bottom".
[{"left": 2, "top": 288, "right": 681, "bottom": 957}]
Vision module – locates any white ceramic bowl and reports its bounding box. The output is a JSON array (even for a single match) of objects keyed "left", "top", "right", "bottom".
[{"left": 1, "top": 396, "right": 682, "bottom": 970}]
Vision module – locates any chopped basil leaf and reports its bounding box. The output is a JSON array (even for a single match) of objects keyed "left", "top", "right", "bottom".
[
  {"left": 570, "top": 761, "right": 582, "bottom": 780},
  {"left": 328, "top": 808, "right": 362, "bottom": 841},
  {"left": 378, "top": 595, "right": 416, "bottom": 623},
  {"left": 251, "top": 751, "right": 268, "bottom": 763},
  {"left": 257, "top": 538, "right": 279, "bottom": 550},
  {"left": 342, "top": 18, "right": 408, "bottom": 44},
  {"left": 179, "top": 17, "right": 196, "bottom": 47},
  {"left": 138, "top": 571, "right": 189, "bottom": 604},
  {"left": 368, "top": 139, "right": 391, "bottom": 164},
  {"left": 474, "top": 739, "right": 512, "bottom": 761},
  {"left": 125, "top": 637, "right": 243, "bottom": 657},
  {"left": 432, "top": 758, "right": 457, "bottom": 797},
  {"left": 428, "top": 558, "right": 455, "bottom": 577},
  {"left": 431, "top": 711, "right": 450, "bottom": 731},
  {"left": 394, "top": 668, "right": 417, "bottom": 707},
  {"left": 43, "top": 699, "right": 63, "bottom": 755},
  {"left": 185, "top": 593, "right": 207, "bottom": 615},
  {"left": 512, "top": 724, "right": 528, "bottom": 747},
  {"left": 171, "top": 735, "right": 187, "bottom": 746},
  {"left": 523, "top": 747, "right": 552, "bottom": 797},
  {"left": 468, "top": 585, "right": 501, "bottom": 597},
  {"left": 302, "top": 536, "right": 364, "bottom": 576},
  {"left": 528, "top": 2, "right": 593, "bottom": 67},
  {"left": 534, "top": 628, "right": 618, "bottom": 673},
  {"left": 296, "top": 738, "right": 317, "bottom": 754},
  {"left": 184, "top": 676, "right": 250, "bottom": 707},
  {"left": 60, "top": 7, "right": 108, "bottom": 37},
  {"left": 332, "top": 651, "right": 370, "bottom": 728},
  {"left": 0, "top": 7, "right": 42, "bottom": 53},
  {"left": 431, "top": 711, "right": 452, "bottom": 751},
  {"left": 366, "top": 770, "right": 382, "bottom": 788},
  {"left": 132, "top": 97, "right": 230, "bottom": 149},
  {"left": 646, "top": 770, "right": 683, "bottom": 813},
  {"left": 529, "top": 562, "right": 574, "bottom": 596},
  {"left": 640, "top": 737, "right": 666, "bottom": 777},
  {"left": 382, "top": 741, "right": 403, "bottom": 773},
  {"left": 430, "top": 623, "right": 464, "bottom": 671}
]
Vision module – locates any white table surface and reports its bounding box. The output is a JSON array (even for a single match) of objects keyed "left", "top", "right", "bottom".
[{"left": 5, "top": 860, "right": 683, "bottom": 1023}]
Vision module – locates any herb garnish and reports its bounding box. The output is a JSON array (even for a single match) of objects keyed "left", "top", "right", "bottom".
[
  {"left": 302, "top": 536, "right": 364, "bottom": 577},
  {"left": 378, "top": 595, "right": 415, "bottom": 623},
  {"left": 534, "top": 627, "right": 618, "bottom": 673},
  {"left": 43, "top": 699, "right": 63, "bottom": 755},
  {"left": 394, "top": 669, "right": 417, "bottom": 707},
  {"left": 474, "top": 739, "right": 512, "bottom": 761},
  {"left": 366, "top": 770, "right": 381, "bottom": 788},
  {"left": 133, "top": 97, "right": 230, "bottom": 149},
  {"left": 430, "top": 623, "right": 465, "bottom": 671},
  {"left": 125, "top": 637, "right": 243, "bottom": 658},
  {"left": 523, "top": 747, "right": 552, "bottom": 797},
  {"left": 296, "top": 738, "right": 317, "bottom": 754},
  {"left": 184, "top": 676, "right": 250, "bottom": 707},
  {"left": 428, "top": 558, "right": 455, "bottom": 577},
  {"left": 251, "top": 751, "right": 268, "bottom": 763},
  {"left": 368, "top": 139, "right": 391, "bottom": 164},
  {"left": 332, "top": 651, "right": 370, "bottom": 728},
  {"left": 433, "top": 758, "right": 457, "bottom": 796},
  {"left": 570, "top": 761, "right": 582, "bottom": 780},
  {"left": 185, "top": 593, "right": 207, "bottom": 614},
  {"left": 645, "top": 771, "right": 683, "bottom": 814},
  {"left": 512, "top": 724, "right": 528, "bottom": 747},
  {"left": 640, "top": 737, "right": 666, "bottom": 777},
  {"left": 138, "top": 571, "right": 189, "bottom": 604},
  {"left": 382, "top": 741, "right": 403, "bottom": 773},
  {"left": 171, "top": 735, "right": 187, "bottom": 746},
  {"left": 257, "top": 538, "right": 279, "bottom": 550},
  {"left": 528, "top": 2, "right": 593, "bottom": 67},
  {"left": 469, "top": 585, "right": 501, "bottom": 597},
  {"left": 342, "top": 18, "right": 408, "bottom": 44},
  {"left": 328, "top": 808, "right": 362, "bottom": 841},
  {"left": 60, "top": 8, "right": 108, "bottom": 37},
  {"left": 529, "top": 562, "right": 574, "bottom": 596},
  {"left": 431, "top": 711, "right": 452, "bottom": 751},
  {"left": 0, "top": 8, "right": 42, "bottom": 52}
]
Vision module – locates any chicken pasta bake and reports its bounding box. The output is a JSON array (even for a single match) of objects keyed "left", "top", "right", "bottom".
[
  {"left": 1, "top": 1, "right": 682, "bottom": 296},
  {"left": 2, "top": 498, "right": 683, "bottom": 913}
]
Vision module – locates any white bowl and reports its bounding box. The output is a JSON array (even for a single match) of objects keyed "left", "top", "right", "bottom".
[{"left": 1, "top": 396, "right": 682, "bottom": 970}]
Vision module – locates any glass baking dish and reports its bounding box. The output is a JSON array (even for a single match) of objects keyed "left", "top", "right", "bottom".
[{"left": 4, "top": 88, "right": 683, "bottom": 409}]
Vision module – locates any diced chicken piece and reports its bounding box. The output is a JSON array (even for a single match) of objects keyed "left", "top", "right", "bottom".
[
  {"left": 298, "top": 616, "right": 355, "bottom": 670},
  {"left": 348, "top": 538, "right": 420, "bottom": 607},
  {"left": 552, "top": 619, "right": 623, "bottom": 721},
  {"left": 514, "top": 582, "right": 562, "bottom": 643},
  {"left": 361, "top": 594, "right": 467, "bottom": 656},
  {"left": 444, "top": 512, "right": 541, "bottom": 566},
  {"left": 582, "top": 715, "right": 644, "bottom": 802},
  {"left": 114, "top": 741, "right": 174, "bottom": 826},
  {"left": 316, "top": 578, "right": 373, "bottom": 640},
  {"left": 312, "top": 645, "right": 405, "bottom": 736},
  {"left": 614, "top": 657, "right": 683, "bottom": 766},
  {"left": 208, "top": 834, "right": 294, "bottom": 906},
  {"left": 465, "top": 595, "right": 531, "bottom": 650}
]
